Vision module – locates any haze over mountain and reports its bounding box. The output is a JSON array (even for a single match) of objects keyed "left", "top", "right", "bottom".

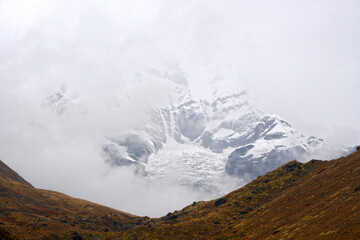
[
  {"left": 96, "top": 68, "right": 350, "bottom": 190},
  {"left": 0, "top": 0, "right": 359, "bottom": 217},
  {"left": 41, "top": 67, "right": 352, "bottom": 192}
]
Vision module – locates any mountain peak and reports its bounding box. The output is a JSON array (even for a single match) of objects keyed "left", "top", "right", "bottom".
[{"left": 101, "top": 69, "right": 350, "bottom": 190}]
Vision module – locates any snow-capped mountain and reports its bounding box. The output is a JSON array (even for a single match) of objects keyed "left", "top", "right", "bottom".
[
  {"left": 100, "top": 68, "right": 351, "bottom": 190},
  {"left": 44, "top": 68, "right": 351, "bottom": 191}
]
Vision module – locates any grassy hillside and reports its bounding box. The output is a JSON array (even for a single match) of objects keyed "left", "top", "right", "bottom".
[
  {"left": 0, "top": 160, "right": 146, "bottom": 240},
  {"left": 117, "top": 150, "right": 360, "bottom": 239},
  {"left": 1, "top": 150, "right": 360, "bottom": 239}
]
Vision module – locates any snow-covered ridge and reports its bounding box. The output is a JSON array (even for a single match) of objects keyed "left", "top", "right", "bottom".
[
  {"left": 99, "top": 68, "right": 351, "bottom": 190},
  {"left": 45, "top": 68, "right": 351, "bottom": 192}
]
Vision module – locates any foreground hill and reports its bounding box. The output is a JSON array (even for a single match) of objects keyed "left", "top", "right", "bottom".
[
  {"left": 1, "top": 149, "right": 360, "bottom": 239},
  {"left": 116, "top": 149, "right": 360, "bottom": 239},
  {"left": 0, "top": 161, "right": 145, "bottom": 240}
]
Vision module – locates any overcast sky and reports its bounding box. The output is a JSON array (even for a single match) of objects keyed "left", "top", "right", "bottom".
[
  {"left": 0, "top": 0, "right": 359, "bottom": 216},
  {"left": 1, "top": 0, "right": 359, "bottom": 145}
]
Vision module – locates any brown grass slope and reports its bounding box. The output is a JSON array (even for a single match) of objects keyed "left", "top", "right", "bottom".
[
  {"left": 0, "top": 161, "right": 32, "bottom": 187},
  {"left": 0, "top": 160, "right": 145, "bottom": 240},
  {"left": 117, "top": 150, "right": 360, "bottom": 240},
  {"left": 1, "top": 150, "right": 360, "bottom": 240}
]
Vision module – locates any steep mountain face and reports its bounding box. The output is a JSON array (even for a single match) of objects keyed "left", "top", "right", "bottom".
[{"left": 101, "top": 69, "right": 349, "bottom": 189}]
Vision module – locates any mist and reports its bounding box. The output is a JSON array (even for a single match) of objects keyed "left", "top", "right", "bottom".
[{"left": 0, "top": 0, "right": 359, "bottom": 217}]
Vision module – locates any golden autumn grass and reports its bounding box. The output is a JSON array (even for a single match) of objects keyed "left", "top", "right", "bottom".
[{"left": 1, "top": 150, "right": 360, "bottom": 239}]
